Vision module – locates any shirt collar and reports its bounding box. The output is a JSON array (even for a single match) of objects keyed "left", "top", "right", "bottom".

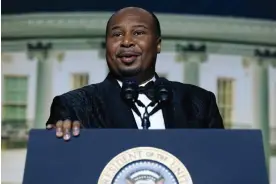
[{"left": 117, "top": 76, "right": 156, "bottom": 88}]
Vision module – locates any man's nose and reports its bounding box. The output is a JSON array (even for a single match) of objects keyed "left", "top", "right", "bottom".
[{"left": 121, "top": 33, "right": 134, "bottom": 47}]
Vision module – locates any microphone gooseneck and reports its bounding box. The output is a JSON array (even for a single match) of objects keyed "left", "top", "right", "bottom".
[
  {"left": 120, "top": 77, "right": 173, "bottom": 130},
  {"left": 120, "top": 79, "right": 142, "bottom": 118},
  {"left": 146, "top": 77, "right": 173, "bottom": 112}
]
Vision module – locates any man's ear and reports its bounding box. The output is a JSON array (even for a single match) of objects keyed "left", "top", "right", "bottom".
[{"left": 157, "top": 37, "right": 162, "bottom": 53}]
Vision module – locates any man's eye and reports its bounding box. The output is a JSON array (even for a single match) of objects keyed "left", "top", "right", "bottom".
[
  {"left": 133, "top": 31, "right": 145, "bottom": 35},
  {"left": 112, "top": 32, "right": 123, "bottom": 37}
]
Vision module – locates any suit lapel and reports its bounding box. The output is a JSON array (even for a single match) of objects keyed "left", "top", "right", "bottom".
[
  {"left": 102, "top": 73, "right": 138, "bottom": 129},
  {"left": 163, "top": 84, "right": 189, "bottom": 129},
  {"left": 161, "top": 102, "right": 175, "bottom": 129}
]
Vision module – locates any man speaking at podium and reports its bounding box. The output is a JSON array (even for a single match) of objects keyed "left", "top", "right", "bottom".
[{"left": 46, "top": 7, "right": 224, "bottom": 140}]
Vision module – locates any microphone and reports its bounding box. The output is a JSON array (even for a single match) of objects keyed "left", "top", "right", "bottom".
[
  {"left": 120, "top": 79, "right": 145, "bottom": 120},
  {"left": 120, "top": 77, "right": 173, "bottom": 130},
  {"left": 154, "top": 77, "right": 173, "bottom": 103},
  {"left": 139, "top": 77, "right": 173, "bottom": 129},
  {"left": 145, "top": 78, "right": 173, "bottom": 117},
  {"left": 120, "top": 79, "right": 139, "bottom": 103}
]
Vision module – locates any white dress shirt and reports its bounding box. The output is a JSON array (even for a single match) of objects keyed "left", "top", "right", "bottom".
[{"left": 117, "top": 77, "right": 166, "bottom": 129}]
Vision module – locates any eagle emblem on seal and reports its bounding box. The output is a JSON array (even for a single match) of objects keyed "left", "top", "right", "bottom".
[{"left": 126, "top": 170, "right": 165, "bottom": 184}]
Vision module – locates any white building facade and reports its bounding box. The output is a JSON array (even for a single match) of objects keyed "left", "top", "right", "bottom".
[{"left": 1, "top": 12, "right": 276, "bottom": 183}]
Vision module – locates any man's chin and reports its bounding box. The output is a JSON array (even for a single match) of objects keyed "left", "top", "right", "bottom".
[{"left": 118, "top": 67, "right": 141, "bottom": 78}]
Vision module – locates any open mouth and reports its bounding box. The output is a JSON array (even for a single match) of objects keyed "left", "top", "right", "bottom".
[
  {"left": 119, "top": 55, "right": 139, "bottom": 63},
  {"left": 117, "top": 52, "right": 141, "bottom": 64}
]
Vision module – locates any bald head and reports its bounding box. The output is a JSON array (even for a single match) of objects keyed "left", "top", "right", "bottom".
[
  {"left": 104, "top": 6, "right": 162, "bottom": 84},
  {"left": 106, "top": 7, "right": 161, "bottom": 38},
  {"left": 116, "top": 7, "right": 150, "bottom": 15}
]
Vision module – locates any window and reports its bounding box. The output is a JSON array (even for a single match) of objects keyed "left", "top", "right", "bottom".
[
  {"left": 2, "top": 76, "right": 28, "bottom": 132},
  {"left": 217, "top": 78, "right": 235, "bottom": 129},
  {"left": 71, "top": 73, "right": 89, "bottom": 89}
]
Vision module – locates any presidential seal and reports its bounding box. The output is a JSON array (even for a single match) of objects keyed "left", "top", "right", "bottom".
[{"left": 98, "top": 147, "right": 193, "bottom": 184}]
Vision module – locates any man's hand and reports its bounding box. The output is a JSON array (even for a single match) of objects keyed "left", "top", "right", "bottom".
[{"left": 46, "top": 120, "right": 81, "bottom": 141}]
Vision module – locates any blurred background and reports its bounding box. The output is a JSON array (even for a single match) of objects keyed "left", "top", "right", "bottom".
[{"left": 1, "top": 0, "right": 276, "bottom": 183}]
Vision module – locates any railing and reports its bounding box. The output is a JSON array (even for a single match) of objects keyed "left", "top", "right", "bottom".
[
  {"left": 226, "top": 124, "right": 252, "bottom": 129},
  {"left": 1, "top": 119, "right": 30, "bottom": 149}
]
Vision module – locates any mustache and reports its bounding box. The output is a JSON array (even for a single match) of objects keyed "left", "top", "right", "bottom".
[{"left": 116, "top": 49, "right": 142, "bottom": 57}]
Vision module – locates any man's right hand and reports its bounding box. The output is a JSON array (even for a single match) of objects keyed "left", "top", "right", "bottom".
[{"left": 46, "top": 120, "right": 81, "bottom": 141}]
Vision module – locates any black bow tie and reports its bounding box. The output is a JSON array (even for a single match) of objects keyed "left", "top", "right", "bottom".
[{"left": 138, "top": 81, "right": 155, "bottom": 100}]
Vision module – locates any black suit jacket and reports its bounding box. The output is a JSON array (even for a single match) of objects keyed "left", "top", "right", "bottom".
[{"left": 46, "top": 73, "right": 224, "bottom": 129}]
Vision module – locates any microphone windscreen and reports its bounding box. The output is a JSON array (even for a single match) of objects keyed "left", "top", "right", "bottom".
[
  {"left": 121, "top": 79, "right": 139, "bottom": 102},
  {"left": 154, "top": 77, "right": 173, "bottom": 102}
]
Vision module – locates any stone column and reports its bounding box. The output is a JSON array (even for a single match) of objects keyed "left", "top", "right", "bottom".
[
  {"left": 175, "top": 44, "right": 206, "bottom": 86},
  {"left": 27, "top": 42, "right": 53, "bottom": 129},
  {"left": 249, "top": 49, "right": 276, "bottom": 172},
  {"left": 251, "top": 58, "right": 270, "bottom": 168}
]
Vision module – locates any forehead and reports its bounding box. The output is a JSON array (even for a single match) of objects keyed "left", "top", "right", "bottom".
[{"left": 108, "top": 9, "right": 154, "bottom": 28}]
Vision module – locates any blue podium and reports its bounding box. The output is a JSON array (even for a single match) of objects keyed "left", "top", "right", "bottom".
[{"left": 23, "top": 129, "right": 269, "bottom": 184}]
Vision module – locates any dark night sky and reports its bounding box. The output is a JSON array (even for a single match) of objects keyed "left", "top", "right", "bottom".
[{"left": 2, "top": 0, "right": 276, "bottom": 20}]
